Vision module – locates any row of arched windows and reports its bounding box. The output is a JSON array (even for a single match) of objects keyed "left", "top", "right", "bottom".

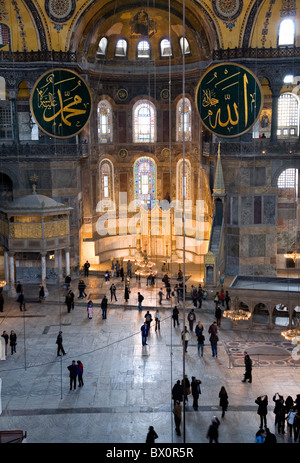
[
  {"left": 97, "top": 97, "right": 192, "bottom": 143},
  {"left": 99, "top": 157, "right": 191, "bottom": 209},
  {"left": 97, "top": 37, "right": 190, "bottom": 58}
]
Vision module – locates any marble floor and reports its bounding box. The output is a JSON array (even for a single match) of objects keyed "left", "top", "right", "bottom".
[{"left": 0, "top": 266, "right": 299, "bottom": 446}]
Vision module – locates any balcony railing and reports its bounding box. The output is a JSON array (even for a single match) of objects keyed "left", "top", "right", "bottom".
[{"left": 213, "top": 46, "right": 300, "bottom": 61}]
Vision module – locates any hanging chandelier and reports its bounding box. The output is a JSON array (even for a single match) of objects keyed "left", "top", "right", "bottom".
[
  {"left": 284, "top": 250, "right": 300, "bottom": 262},
  {"left": 223, "top": 296, "right": 251, "bottom": 321},
  {"left": 281, "top": 319, "right": 300, "bottom": 342},
  {"left": 134, "top": 254, "right": 157, "bottom": 278}
]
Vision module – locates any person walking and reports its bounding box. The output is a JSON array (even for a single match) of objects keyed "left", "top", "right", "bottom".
[
  {"left": 109, "top": 283, "right": 117, "bottom": 302},
  {"left": 124, "top": 285, "right": 130, "bottom": 302},
  {"left": 197, "top": 331, "right": 205, "bottom": 357},
  {"left": 219, "top": 288, "right": 225, "bottom": 307},
  {"left": 77, "top": 360, "right": 84, "bottom": 387},
  {"left": 1, "top": 330, "right": 8, "bottom": 356},
  {"left": 195, "top": 321, "right": 204, "bottom": 337},
  {"left": 191, "top": 285, "right": 198, "bottom": 307},
  {"left": 208, "top": 323, "right": 219, "bottom": 358},
  {"left": 172, "top": 380, "right": 183, "bottom": 406},
  {"left": 138, "top": 292, "right": 144, "bottom": 311},
  {"left": 39, "top": 284, "right": 45, "bottom": 302},
  {"left": 101, "top": 295, "right": 108, "bottom": 319},
  {"left": 83, "top": 260, "right": 90, "bottom": 277},
  {"left": 206, "top": 417, "right": 220, "bottom": 443},
  {"left": 155, "top": 309, "right": 161, "bottom": 332},
  {"left": 225, "top": 291, "right": 231, "bottom": 310},
  {"left": 181, "top": 374, "right": 191, "bottom": 404},
  {"left": 191, "top": 376, "right": 201, "bottom": 411},
  {"left": 10, "top": 330, "right": 17, "bottom": 355},
  {"left": 181, "top": 326, "right": 191, "bottom": 353},
  {"left": 255, "top": 395, "right": 268, "bottom": 429},
  {"left": 158, "top": 288, "right": 163, "bottom": 305},
  {"left": 87, "top": 300, "right": 93, "bottom": 319},
  {"left": 17, "top": 291, "right": 26, "bottom": 311},
  {"left": 197, "top": 285, "right": 203, "bottom": 308},
  {"left": 219, "top": 386, "right": 229, "bottom": 418},
  {"left": 68, "top": 360, "right": 78, "bottom": 390},
  {"left": 141, "top": 322, "right": 149, "bottom": 346},
  {"left": 172, "top": 306, "right": 179, "bottom": 327},
  {"left": 56, "top": 331, "right": 66, "bottom": 356},
  {"left": 146, "top": 426, "right": 158, "bottom": 444},
  {"left": 242, "top": 351, "right": 252, "bottom": 383},
  {"left": 65, "top": 290, "right": 73, "bottom": 313},
  {"left": 78, "top": 280, "right": 86, "bottom": 298},
  {"left": 172, "top": 401, "right": 182, "bottom": 436},
  {"left": 144, "top": 310, "right": 152, "bottom": 328},
  {"left": 215, "top": 305, "right": 222, "bottom": 327},
  {"left": 187, "top": 309, "right": 196, "bottom": 332},
  {"left": 213, "top": 292, "right": 220, "bottom": 308},
  {"left": 65, "top": 275, "right": 71, "bottom": 290}
]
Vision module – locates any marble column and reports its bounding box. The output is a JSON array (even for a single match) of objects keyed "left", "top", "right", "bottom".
[
  {"left": 4, "top": 251, "right": 9, "bottom": 292},
  {"left": 57, "top": 249, "right": 63, "bottom": 282},
  {"left": 41, "top": 252, "right": 48, "bottom": 296},
  {"left": 270, "top": 87, "right": 281, "bottom": 142},
  {"left": 65, "top": 249, "right": 70, "bottom": 277},
  {"left": 8, "top": 253, "right": 16, "bottom": 297}
]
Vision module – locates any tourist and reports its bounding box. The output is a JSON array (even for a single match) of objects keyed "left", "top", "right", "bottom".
[
  {"left": 181, "top": 326, "right": 191, "bottom": 353},
  {"left": 191, "top": 376, "right": 201, "bottom": 411},
  {"left": 187, "top": 308, "right": 196, "bottom": 331},
  {"left": 1, "top": 330, "right": 8, "bottom": 355},
  {"left": 158, "top": 288, "right": 163, "bottom": 304},
  {"left": 255, "top": 428, "right": 265, "bottom": 443},
  {"left": 146, "top": 426, "right": 158, "bottom": 444},
  {"left": 255, "top": 395, "right": 268, "bottom": 429},
  {"left": 10, "top": 330, "right": 17, "bottom": 355},
  {"left": 68, "top": 360, "right": 78, "bottom": 390},
  {"left": 172, "top": 401, "right": 182, "bottom": 436},
  {"left": 101, "top": 295, "right": 108, "bottom": 319},
  {"left": 218, "top": 386, "right": 229, "bottom": 418},
  {"left": 286, "top": 406, "right": 297, "bottom": 438},
  {"left": 56, "top": 331, "right": 66, "bottom": 356},
  {"left": 65, "top": 275, "right": 71, "bottom": 290},
  {"left": 172, "top": 380, "right": 183, "bottom": 406},
  {"left": 197, "top": 285, "right": 203, "bottom": 308},
  {"left": 144, "top": 310, "right": 152, "bottom": 328},
  {"left": 155, "top": 309, "right": 161, "bottom": 331},
  {"left": 197, "top": 331, "right": 205, "bottom": 357},
  {"left": 206, "top": 416, "right": 220, "bottom": 443},
  {"left": 225, "top": 290, "right": 231, "bottom": 309},
  {"left": 65, "top": 290, "right": 73, "bottom": 313},
  {"left": 181, "top": 374, "right": 190, "bottom": 404},
  {"left": 172, "top": 306, "right": 179, "bottom": 327},
  {"left": 124, "top": 285, "right": 130, "bottom": 302},
  {"left": 78, "top": 279, "right": 86, "bottom": 298},
  {"left": 138, "top": 292, "right": 144, "bottom": 311},
  {"left": 111, "top": 260, "right": 115, "bottom": 277},
  {"left": 208, "top": 322, "right": 218, "bottom": 357},
  {"left": 141, "top": 322, "right": 149, "bottom": 346},
  {"left": 109, "top": 283, "right": 117, "bottom": 301},
  {"left": 273, "top": 393, "right": 285, "bottom": 434},
  {"left": 215, "top": 305, "right": 222, "bottom": 327},
  {"left": 242, "top": 351, "right": 252, "bottom": 383},
  {"left": 104, "top": 270, "right": 110, "bottom": 282},
  {"left": 39, "top": 284, "right": 45, "bottom": 302},
  {"left": 77, "top": 360, "right": 84, "bottom": 387},
  {"left": 87, "top": 300, "right": 93, "bottom": 319},
  {"left": 83, "top": 260, "right": 90, "bottom": 277},
  {"left": 17, "top": 290, "right": 26, "bottom": 311},
  {"left": 264, "top": 427, "right": 277, "bottom": 443}
]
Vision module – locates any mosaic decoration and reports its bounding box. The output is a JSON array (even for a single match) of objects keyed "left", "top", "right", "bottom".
[
  {"left": 224, "top": 341, "right": 300, "bottom": 367},
  {"left": 195, "top": 62, "right": 262, "bottom": 138},
  {"left": 117, "top": 88, "right": 128, "bottom": 101},
  {"left": 30, "top": 68, "right": 92, "bottom": 139},
  {"left": 261, "top": 0, "right": 275, "bottom": 47},
  {"left": 0, "top": 1, "right": 8, "bottom": 21},
  {"left": 134, "top": 157, "right": 156, "bottom": 209},
  {"left": 130, "top": 9, "right": 156, "bottom": 37},
  {"left": 45, "top": 0, "right": 77, "bottom": 23},
  {"left": 280, "top": 0, "right": 297, "bottom": 17},
  {"left": 212, "top": 0, "right": 243, "bottom": 30},
  {"left": 11, "top": 0, "right": 27, "bottom": 51}
]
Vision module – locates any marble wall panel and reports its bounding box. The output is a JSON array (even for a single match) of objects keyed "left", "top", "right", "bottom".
[
  {"left": 240, "top": 196, "right": 253, "bottom": 225},
  {"left": 249, "top": 234, "right": 266, "bottom": 257},
  {"left": 263, "top": 195, "right": 276, "bottom": 225}
]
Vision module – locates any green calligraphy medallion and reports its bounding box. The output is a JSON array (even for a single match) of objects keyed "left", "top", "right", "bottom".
[
  {"left": 195, "top": 63, "right": 262, "bottom": 138},
  {"left": 30, "top": 68, "right": 92, "bottom": 139}
]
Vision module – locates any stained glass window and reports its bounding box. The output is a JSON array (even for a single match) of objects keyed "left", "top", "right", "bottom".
[
  {"left": 278, "top": 19, "right": 295, "bottom": 46},
  {"left": 99, "top": 159, "right": 114, "bottom": 209},
  {"left": 176, "top": 97, "right": 192, "bottom": 141},
  {"left": 177, "top": 159, "right": 191, "bottom": 201},
  {"left": 134, "top": 156, "right": 156, "bottom": 209},
  {"left": 97, "top": 100, "right": 112, "bottom": 143},
  {"left": 133, "top": 100, "right": 156, "bottom": 143}
]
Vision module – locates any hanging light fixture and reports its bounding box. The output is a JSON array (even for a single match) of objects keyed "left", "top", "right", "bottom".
[
  {"left": 284, "top": 250, "right": 300, "bottom": 262},
  {"left": 281, "top": 318, "right": 300, "bottom": 342},
  {"left": 223, "top": 296, "right": 251, "bottom": 321}
]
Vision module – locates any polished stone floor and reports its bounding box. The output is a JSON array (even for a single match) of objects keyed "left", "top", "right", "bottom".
[{"left": 0, "top": 264, "right": 300, "bottom": 445}]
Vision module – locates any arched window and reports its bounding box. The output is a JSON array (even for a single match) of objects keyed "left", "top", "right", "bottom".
[
  {"left": 0, "top": 24, "right": 11, "bottom": 50},
  {"left": 115, "top": 39, "right": 127, "bottom": 57},
  {"left": 179, "top": 37, "right": 190, "bottom": 55},
  {"left": 99, "top": 159, "right": 114, "bottom": 209},
  {"left": 133, "top": 100, "right": 156, "bottom": 143},
  {"left": 278, "top": 168, "right": 298, "bottom": 190},
  {"left": 137, "top": 40, "right": 150, "bottom": 58},
  {"left": 97, "top": 37, "right": 108, "bottom": 55},
  {"left": 278, "top": 18, "right": 295, "bottom": 46},
  {"left": 160, "top": 38, "right": 172, "bottom": 57},
  {"left": 176, "top": 97, "right": 192, "bottom": 141},
  {"left": 134, "top": 156, "right": 156, "bottom": 209},
  {"left": 176, "top": 159, "right": 191, "bottom": 202},
  {"left": 277, "top": 93, "right": 299, "bottom": 137},
  {"left": 97, "top": 100, "right": 113, "bottom": 143}
]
